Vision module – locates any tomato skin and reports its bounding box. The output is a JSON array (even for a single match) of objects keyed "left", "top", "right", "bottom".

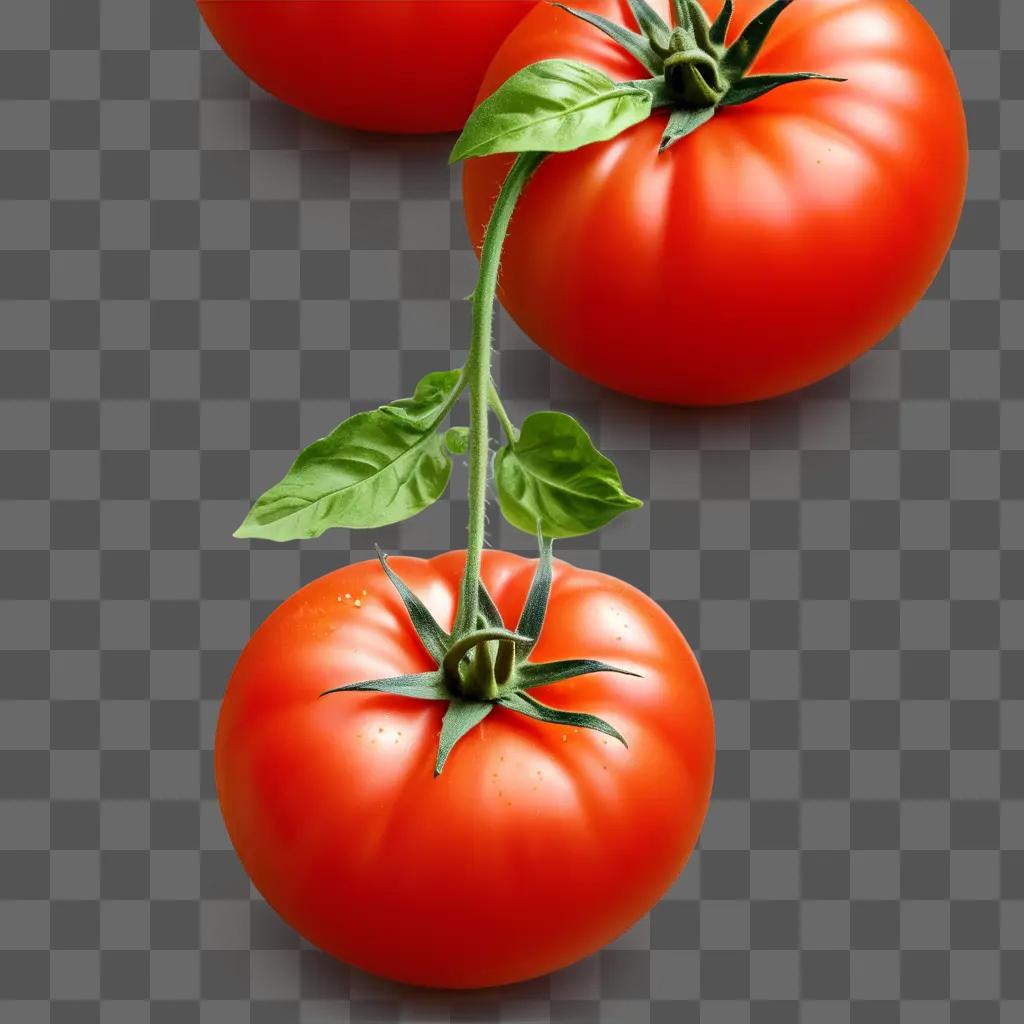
[
  {"left": 216, "top": 550, "right": 713, "bottom": 988},
  {"left": 463, "top": 0, "right": 968, "bottom": 405},
  {"left": 196, "top": 1, "right": 536, "bottom": 134}
]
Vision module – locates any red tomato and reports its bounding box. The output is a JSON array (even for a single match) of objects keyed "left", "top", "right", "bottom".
[
  {"left": 216, "top": 550, "right": 713, "bottom": 988},
  {"left": 463, "top": 0, "right": 968, "bottom": 404},
  {"left": 197, "top": 1, "right": 537, "bottom": 133}
]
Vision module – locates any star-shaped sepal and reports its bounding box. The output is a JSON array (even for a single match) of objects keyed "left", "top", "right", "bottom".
[{"left": 321, "top": 541, "right": 638, "bottom": 775}]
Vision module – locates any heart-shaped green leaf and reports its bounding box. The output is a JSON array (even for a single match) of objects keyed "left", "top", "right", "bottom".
[
  {"left": 235, "top": 370, "right": 463, "bottom": 541},
  {"left": 494, "top": 412, "right": 643, "bottom": 538},
  {"left": 450, "top": 60, "right": 653, "bottom": 162}
]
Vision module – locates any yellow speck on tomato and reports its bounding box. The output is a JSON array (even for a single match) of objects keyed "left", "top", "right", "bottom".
[{"left": 354, "top": 599, "right": 362, "bottom": 608}]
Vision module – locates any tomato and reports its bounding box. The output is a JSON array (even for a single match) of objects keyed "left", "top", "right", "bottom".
[
  {"left": 216, "top": 549, "right": 713, "bottom": 988},
  {"left": 196, "top": 1, "right": 537, "bottom": 134},
  {"left": 462, "top": 0, "right": 968, "bottom": 404}
]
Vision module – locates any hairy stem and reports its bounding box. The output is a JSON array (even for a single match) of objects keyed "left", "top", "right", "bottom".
[
  {"left": 453, "top": 152, "right": 546, "bottom": 638},
  {"left": 488, "top": 380, "right": 519, "bottom": 444}
]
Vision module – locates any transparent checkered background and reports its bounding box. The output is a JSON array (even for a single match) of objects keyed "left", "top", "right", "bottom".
[{"left": 0, "top": 0, "right": 1021, "bottom": 1020}]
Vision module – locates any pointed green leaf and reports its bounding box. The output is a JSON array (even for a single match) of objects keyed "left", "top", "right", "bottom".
[
  {"left": 659, "top": 105, "right": 716, "bottom": 150},
  {"left": 515, "top": 535, "right": 554, "bottom": 657},
  {"left": 500, "top": 691, "right": 627, "bottom": 746},
  {"left": 720, "top": 71, "right": 846, "bottom": 107},
  {"left": 550, "top": 6, "right": 664, "bottom": 76},
  {"left": 321, "top": 672, "right": 449, "bottom": 702},
  {"left": 476, "top": 578, "right": 504, "bottom": 630},
  {"left": 687, "top": 0, "right": 715, "bottom": 53},
  {"left": 375, "top": 546, "right": 450, "bottom": 665},
  {"left": 709, "top": 0, "right": 734, "bottom": 46},
  {"left": 450, "top": 59, "right": 653, "bottom": 162},
  {"left": 234, "top": 370, "right": 462, "bottom": 540},
  {"left": 494, "top": 412, "right": 643, "bottom": 539},
  {"left": 623, "top": 0, "right": 672, "bottom": 52},
  {"left": 515, "top": 658, "right": 642, "bottom": 691},
  {"left": 721, "top": 0, "right": 793, "bottom": 82},
  {"left": 435, "top": 700, "right": 494, "bottom": 775}
]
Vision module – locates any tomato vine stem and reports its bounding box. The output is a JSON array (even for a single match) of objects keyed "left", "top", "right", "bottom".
[{"left": 453, "top": 151, "right": 546, "bottom": 646}]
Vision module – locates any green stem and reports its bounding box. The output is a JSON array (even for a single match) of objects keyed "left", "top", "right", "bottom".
[
  {"left": 453, "top": 152, "right": 546, "bottom": 639},
  {"left": 488, "top": 380, "right": 519, "bottom": 444}
]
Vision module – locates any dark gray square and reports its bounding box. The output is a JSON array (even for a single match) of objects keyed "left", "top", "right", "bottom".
[
  {"left": 101, "top": 152, "right": 150, "bottom": 200},
  {"left": 0, "top": 851, "right": 49, "bottom": 899},
  {"left": 53, "top": 300, "right": 101, "bottom": 349},
  {"left": 150, "top": 800, "right": 199, "bottom": 849},
  {"left": 0, "top": 49, "right": 49, "bottom": 99},
  {"left": 51, "top": 900, "right": 100, "bottom": 949},
  {"left": 400, "top": 251, "right": 449, "bottom": 300},
  {"left": 0, "top": 251, "right": 49, "bottom": 298},
  {"left": 52, "top": 200, "right": 101, "bottom": 249},
  {"left": 101, "top": 750, "right": 150, "bottom": 798},
  {"left": 201, "top": 251, "right": 250, "bottom": 300},
  {"left": 201, "top": 152, "right": 251, "bottom": 199},
  {"left": 101, "top": 851, "right": 150, "bottom": 899},
  {"left": 101, "top": 950, "right": 151, "bottom": 999},
  {"left": 252, "top": 201, "right": 299, "bottom": 250},
  {"left": 51, "top": 0, "right": 100, "bottom": 49},
  {"left": 101, "top": 51, "right": 150, "bottom": 99},
  {"left": 301, "top": 251, "right": 350, "bottom": 300},
  {"left": 152, "top": 300, "right": 199, "bottom": 350},
  {"left": 0, "top": 950, "right": 49, "bottom": 999},
  {"left": 600, "top": 950, "right": 650, "bottom": 998},
  {"left": 51, "top": 101, "right": 101, "bottom": 150},
  {"left": 152, "top": 201, "right": 200, "bottom": 250},
  {"left": 151, "top": 402, "right": 200, "bottom": 450},
  {"left": 201, "top": 950, "right": 251, "bottom": 999},
  {"left": 151, "top": 101, "right": 200, "bottom": 150}
]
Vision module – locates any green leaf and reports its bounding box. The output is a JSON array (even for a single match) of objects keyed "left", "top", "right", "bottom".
[
  {"left": 450, "top": 60, "right": 653, "bottom": 162},
  {"left": 686, "top": 0, "right": 715, "bottom": 52},
  {"left": 550, "top": 5, "right": 664, "bottom": 76},
  {"left": 515, "top": 535, "right": 554, "bottom": 658},
  {"left": 320, "top": 672, "right": 449, "bottom": 702},
  {"left": 234, "top": 370, "right": 462, "bottom": 541},
  {"left": 499, "top": 691, "right": 627, "bottom": 746},
  {"left": 476, "top": 578, "right": 504, "bottom": 630},
  {"left": 435, "top": 700, "right": 494, "bottom": 775},
  {"left": 720, "top": 72, "right": 846, "bottom": 107},
  {"left": 623, "top": 0, "right": 672, "bottom": 52},
  {"left": 721, "top": 0, "right": 793, "bottom": 82},
  {"left": 514, "top": 658, "right": 641, "bottom": 691},
  {"left": 444, "top": 426, "right": 469, "bottom": 454},
  {"left": 659, "top": 105, "right": 716, "bottom": 150},
  {"left": 375, "top": 546, "right": 450, "bottom": 665},
  {"left": 709, "top": 0, "right": 734, "bottom": 47},
  {"left": 494, "top": 412, "right": 643, "bottom": 539}
]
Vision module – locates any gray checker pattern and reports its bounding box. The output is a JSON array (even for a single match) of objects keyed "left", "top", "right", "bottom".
[{"left": 0, "top": 0, "right": 1021, "bottom": 1021}]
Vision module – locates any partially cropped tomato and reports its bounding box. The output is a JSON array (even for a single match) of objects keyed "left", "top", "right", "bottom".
[
  {"left": 463, "top": 0, "right": 968, "bottom": 404},
  {"left": 196, "top": 0, "right": 536, "bottom": 133},
  {"left": 216, "top": 549, "right": 713, "bottom": 988}
]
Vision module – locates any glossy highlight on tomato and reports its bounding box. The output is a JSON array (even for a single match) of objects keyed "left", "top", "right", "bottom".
[
  {"left": 463, "top": 0, "right": 968, "bottom": 404},
  {"left": 197, "top": 0, "right": 537, "bottom": 134},
  {"left": 216, "top": 549, "right": 714, "bottom": 988}
]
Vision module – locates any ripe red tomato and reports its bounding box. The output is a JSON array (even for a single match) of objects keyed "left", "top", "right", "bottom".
[
  {"left": 216, "top": 550, "right": 713, "bottom": 988},
  {"left": 196, "top": 1, "right": 536, "bottom": 134},
  {"left": 462, "top": 0, "right": 968, "bottom": 404}
]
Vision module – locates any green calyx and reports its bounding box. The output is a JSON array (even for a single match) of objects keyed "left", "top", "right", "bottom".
[
  {"left": 321, "top": 541, "right": 636, "bottom": 775},
  {"left": 553, "top": 0, "right": 845, "bottom": 147}
]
